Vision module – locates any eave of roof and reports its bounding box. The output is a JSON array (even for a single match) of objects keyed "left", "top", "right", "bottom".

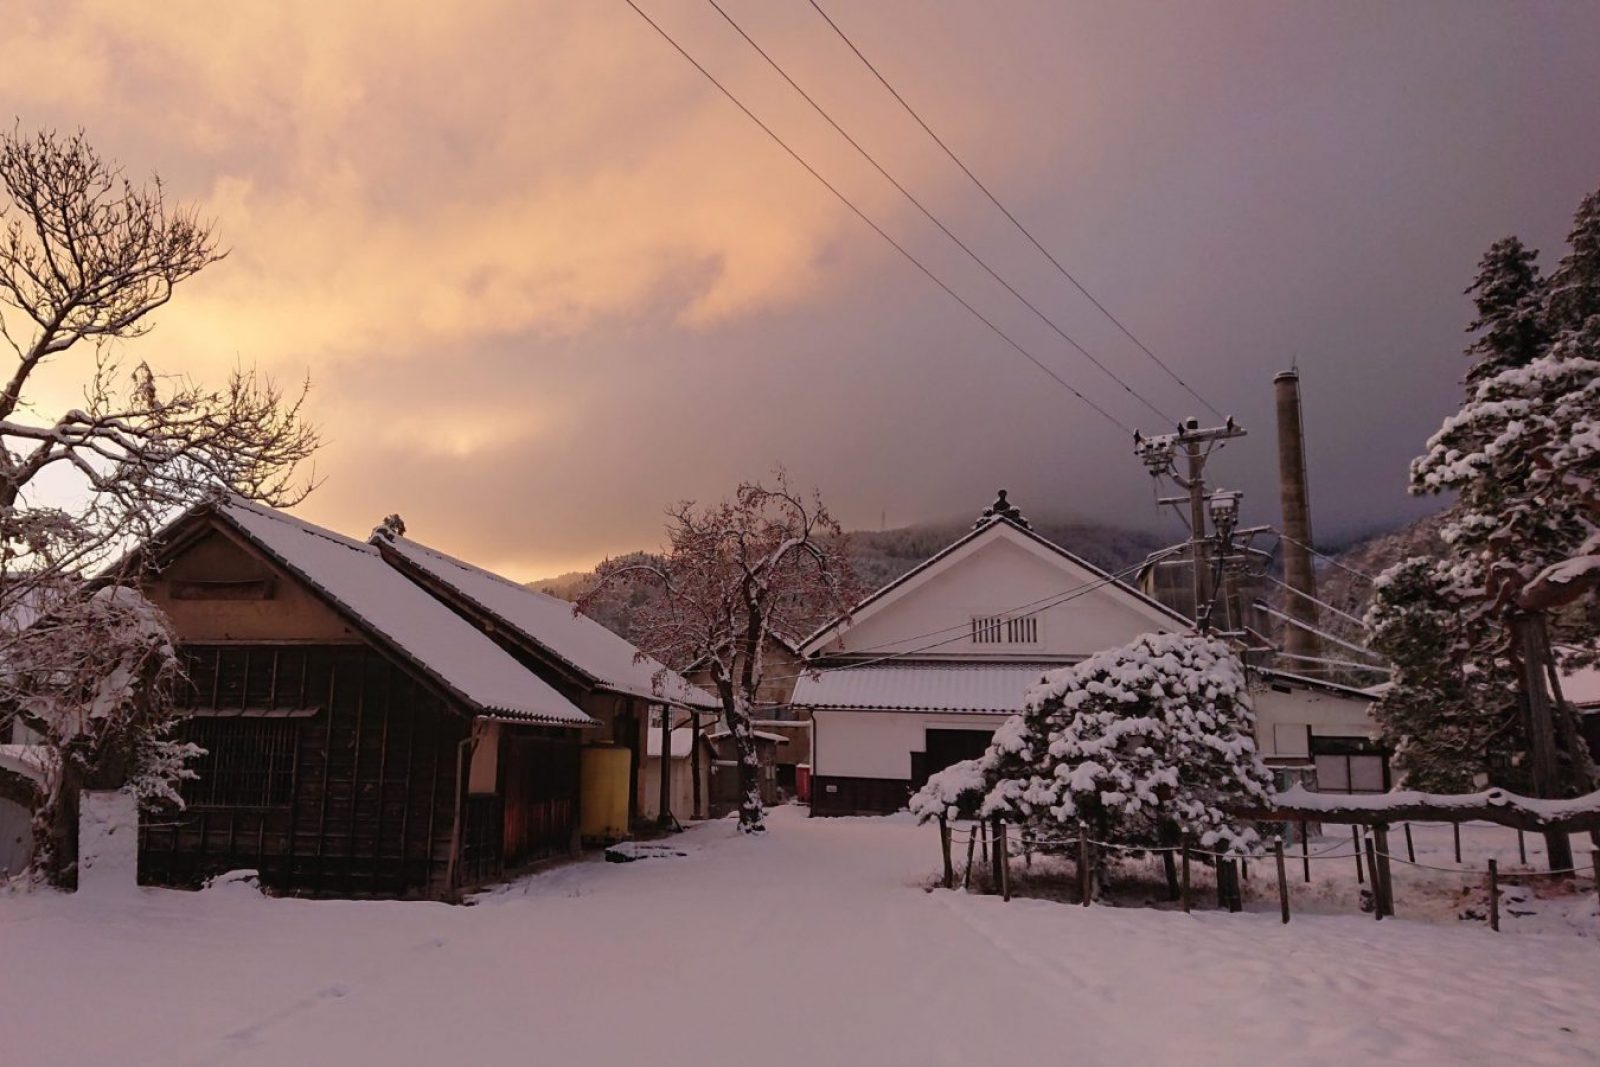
[{"left": 140, "top": 497, "right": 595, "bottom": 728}]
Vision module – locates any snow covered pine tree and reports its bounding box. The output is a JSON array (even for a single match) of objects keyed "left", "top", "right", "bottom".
[
  {"left": 579, "top": 471, "right": 857, "bottom": 833},
  {"left": 1377, "top": 184, "right": 1600, "bottom": 867},
  {"left": 0, "top": 129, "right": 319, "bottom": 882},
  {"left": 914, "top": 632, "right": 1274, "bottom": 896}
]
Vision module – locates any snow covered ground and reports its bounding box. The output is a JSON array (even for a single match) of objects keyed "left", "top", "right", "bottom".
[{"left": 3, "top": 808, "right": 1597, "bottom": 1066}]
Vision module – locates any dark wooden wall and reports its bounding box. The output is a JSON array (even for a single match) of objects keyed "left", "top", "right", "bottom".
[
  {"left": 500, "top": 729, "right": 579, "bottom": 868},
  {"left": 140, "top": 644, "right": 467, "bottom": 898},
  {"left": 809, "top": 775, "right": 910, "bottom": 817}
]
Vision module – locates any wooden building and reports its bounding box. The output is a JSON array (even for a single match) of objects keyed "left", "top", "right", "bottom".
[
  {"left": 683, "top": 631, "right": 811, "bottom": 793},
  {"left": 372, "top": 531, "right": 717, "bottom": 827},
  {"left": 134, "top": 496, "right": 596, "bottom": 898},
  {"left": 794, "top": 495, "right": 1378, "bottom": 815}
]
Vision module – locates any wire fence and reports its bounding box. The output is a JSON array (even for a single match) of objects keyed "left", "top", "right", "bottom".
[{"left": 932, "top": 815, "right": 1600, "bottom": 932}]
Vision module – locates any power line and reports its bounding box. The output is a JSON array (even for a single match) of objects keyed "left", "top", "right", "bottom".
[
  {"left": 620, "top": 0, "right": 1135, "bottom": 437},
  {"left": 796, "top": 541, "right": 1186, "bottom": 665},
  {"left": 754, "top": 553, "right": 1179, "bottom": 687},
  {"left": 806, "top": 0, "right": 1225, "bottom": 421},
  {"left": 704, "top": 0, "right": 1174, "bottom": 425}
]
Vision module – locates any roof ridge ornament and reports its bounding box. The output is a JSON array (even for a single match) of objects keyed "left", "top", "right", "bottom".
[
  {"left": 975, "top": 489, "right": 1030, "bottom": 530},
  {"left": 371, "top": 513, "right": 406, "bottom": 541}
]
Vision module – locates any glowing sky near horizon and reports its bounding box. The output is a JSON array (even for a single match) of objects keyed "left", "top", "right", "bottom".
[{"left": 4, "top": 1, "right": 1598, "bottom": 580}]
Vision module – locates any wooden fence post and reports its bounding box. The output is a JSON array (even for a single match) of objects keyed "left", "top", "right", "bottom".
[
  {"left": 1078, "top": 825, "right": 1091, "bottom": 907},
  {"left": 1591, "top": 851, "right": 1598, "bottom": 917},
  {"left": 1275, "top": 839, "right": 1290, "bottom": 924},
  {"left": 990, "top": 817, "right": 1003, "bottom": 892},
  {"left": 1487, "top": 858, "right": 1500, "bottom": 932},
  {"left": 1181, "top": 843, "right": 1191, "bottom": 913},
  {"left": 980, "top": 819, "right": 989, "bottom": 866},
  {"left": 1365, "top": 835, "right": 1382, "bottom": 922},
  {"left": 939, "top": 817, "right": 954, "bottom": 889},
  {"left": 1301, "top": 821, "right": 1311, "bottom": 884},
  {"left": 997, "top": 822, "right": 1011, "bottom": 902},
  {"left": 1352, "top": 826, "right": 1365, "bottom": 885},
  {"left": 1517, "top": 829, "right": 1527, "bottom": 866},
  {"left": 1404, "top": 823, "right": 1415, "bottom": 863},
  {"left": 1373, "top": 823, "right": 1395, "bottom": 918},
  {"left": 1453, "top": 822, "right": 1462, "bottom": 864},
  {"left": 963, "top": 825, "right": 977, "bottom": 891},
  {"left": 1227, "top": 860, "right": 1243, "bottom": 913},
  {"left": 1162, "top": 849, "right": 1179, "bottom": 901}
]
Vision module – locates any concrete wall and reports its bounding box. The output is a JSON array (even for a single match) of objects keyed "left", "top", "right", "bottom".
[
  {"left": 639, "top": 751, "right": 710, "bottom": 822},
  {"left": 811, "top": 709, "right": 1005, "bottom": 780},
  {"left": 815, "top": 529, "right": 1177, "bottom": 661},
  {"left": 1251, "top": 685, "right": 1376, "bottom": 760}
]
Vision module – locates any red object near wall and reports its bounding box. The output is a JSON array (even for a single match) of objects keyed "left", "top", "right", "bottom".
[{"left": 796, "top": 763, "right": 811, "bottom": 803}]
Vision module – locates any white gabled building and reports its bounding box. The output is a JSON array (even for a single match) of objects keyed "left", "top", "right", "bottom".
[{"left": 794, "top": 493, "right": 1380, "bottom": 815}]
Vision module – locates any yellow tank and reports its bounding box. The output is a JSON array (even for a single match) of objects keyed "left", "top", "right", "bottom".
[{"left": 579, "top": 743, "right": 632, "bottom": 844}]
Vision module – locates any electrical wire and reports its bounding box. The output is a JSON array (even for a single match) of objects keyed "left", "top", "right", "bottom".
[
  {"left": 751, "top": 553, "right": 1171, "bottom": 688},
  {"left": 620, "top": 0, "right": 1135, "bottom": 436},
  {"left": 704, "top": 0, "right": 1174, "bottom": 425},
  {"left": 805, "top": 0, "right": 1225, "bottom": 421},
  {"left": 1276, "top": 532, "right": 1379, "bottom": 585}
]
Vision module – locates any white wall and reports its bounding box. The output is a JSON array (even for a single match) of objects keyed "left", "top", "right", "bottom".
[
  {"left": 812, "top": 709, "right": 1004, "bottom": 779},
  {"left": 813, "top": 687, "right": 1375, "bottom": 779},
  {"left": 1252, "top": 685, "right": 1376, "bottom": 760},
  {"left": 817, "top": 528, "right": 1177, "bottom": 661}
]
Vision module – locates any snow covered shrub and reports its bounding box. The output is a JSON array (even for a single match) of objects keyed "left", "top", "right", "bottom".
[
  {"left": 913, "top": 634, "right": 1275, "bottom": 887},
  {"left": 1, "top": 585, "right": 199, "bottom": 882},
  {"left": 908, "top": 758, "right": 987, "bottom": 822}
]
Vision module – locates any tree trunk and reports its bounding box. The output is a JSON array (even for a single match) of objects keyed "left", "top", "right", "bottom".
[
  {"left": 723, "top": 696, "right": 765, "bottom": 834},
  {"left": 38, "top": 760, "right": 85, "bottom": 887},
  {"left": 1513, "top": 612, "right": 1575, "bottom": 872}
]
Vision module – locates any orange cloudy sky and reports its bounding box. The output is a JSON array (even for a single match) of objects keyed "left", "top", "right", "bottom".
[{"left": 6, "top": 1, "right": 1598, "bottom": 579}]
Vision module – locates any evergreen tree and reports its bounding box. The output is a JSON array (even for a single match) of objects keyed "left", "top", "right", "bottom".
[
  {"left": 914, "top": 634, "right": 1275, "bottom": 890},
  {"left": 1364, "top": 557, "right": 1521, "bottom": 792},
  {"left": 1462, "top": 236, "right": 1549, "bottom": 385},
  {"left": 1547, "top": 188, "right": 1600, "bottom": 332},
  {"left": 1388, "top": 184, "right": 1600, "bottom": 801}
]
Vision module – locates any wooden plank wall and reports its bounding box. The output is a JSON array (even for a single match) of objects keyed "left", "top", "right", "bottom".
[
  {"left": 140, "top": 645, "right": 467, "bottom": 898},
  {"left": 500, "top": 729, "right": 579, "bottom": 868}
]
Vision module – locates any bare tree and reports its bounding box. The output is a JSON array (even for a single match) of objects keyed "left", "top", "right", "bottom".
[
  {"left": 0, "top": 127, "right": 318, "bottom": 880},
  {"left": 580, "top": 471, "right": 857, "bottom": 833}
]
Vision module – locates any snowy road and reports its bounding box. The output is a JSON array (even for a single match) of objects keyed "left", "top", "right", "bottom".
[{"left": 3, "top": 808, "right": 1597, "bottom": 1066}]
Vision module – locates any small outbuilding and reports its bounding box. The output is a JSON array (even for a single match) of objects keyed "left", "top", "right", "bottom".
[{"left": 133, "top": 495, "right": 596, "bottom": 898}]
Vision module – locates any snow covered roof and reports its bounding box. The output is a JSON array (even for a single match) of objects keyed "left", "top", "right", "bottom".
[
  {"left": 376, "top": 534, "right": 716, "bottom": 709},
  {"left": 1254, "top": 668, "right": 1377, "bottom": 702},
  {"left": 1561, "top": 664, "right": 1600, "bottom": 708},
  {"left": 199, "top": 498, "right": 594, "bottom": 727},
  {"left": 792, "top": 662, "right": 1060, "bottom": 715},
  {"left": 0, "top": 744, "right": 54, "bottom": 784}
]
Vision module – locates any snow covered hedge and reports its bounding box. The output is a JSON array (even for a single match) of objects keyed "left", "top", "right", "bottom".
[{"left": 910, "top": 633, "right": 1275, "bottom": 860}]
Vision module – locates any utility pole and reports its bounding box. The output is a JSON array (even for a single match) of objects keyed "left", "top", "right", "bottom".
[{"left": 1135, "top": 417, "right": 1248, "bottom": 632}]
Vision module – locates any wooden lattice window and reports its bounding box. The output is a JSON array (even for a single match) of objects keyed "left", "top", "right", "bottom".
[
  {"left": 184, "top": 719, "right": 299, "bottom": 808},
  {"left": 971, "top": 614, "right": 1038, "bottom": 645}
]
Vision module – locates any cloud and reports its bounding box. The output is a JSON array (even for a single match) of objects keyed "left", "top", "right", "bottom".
[{"left": 4, "top": 1, "right": 1598, "bottom": 580}]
